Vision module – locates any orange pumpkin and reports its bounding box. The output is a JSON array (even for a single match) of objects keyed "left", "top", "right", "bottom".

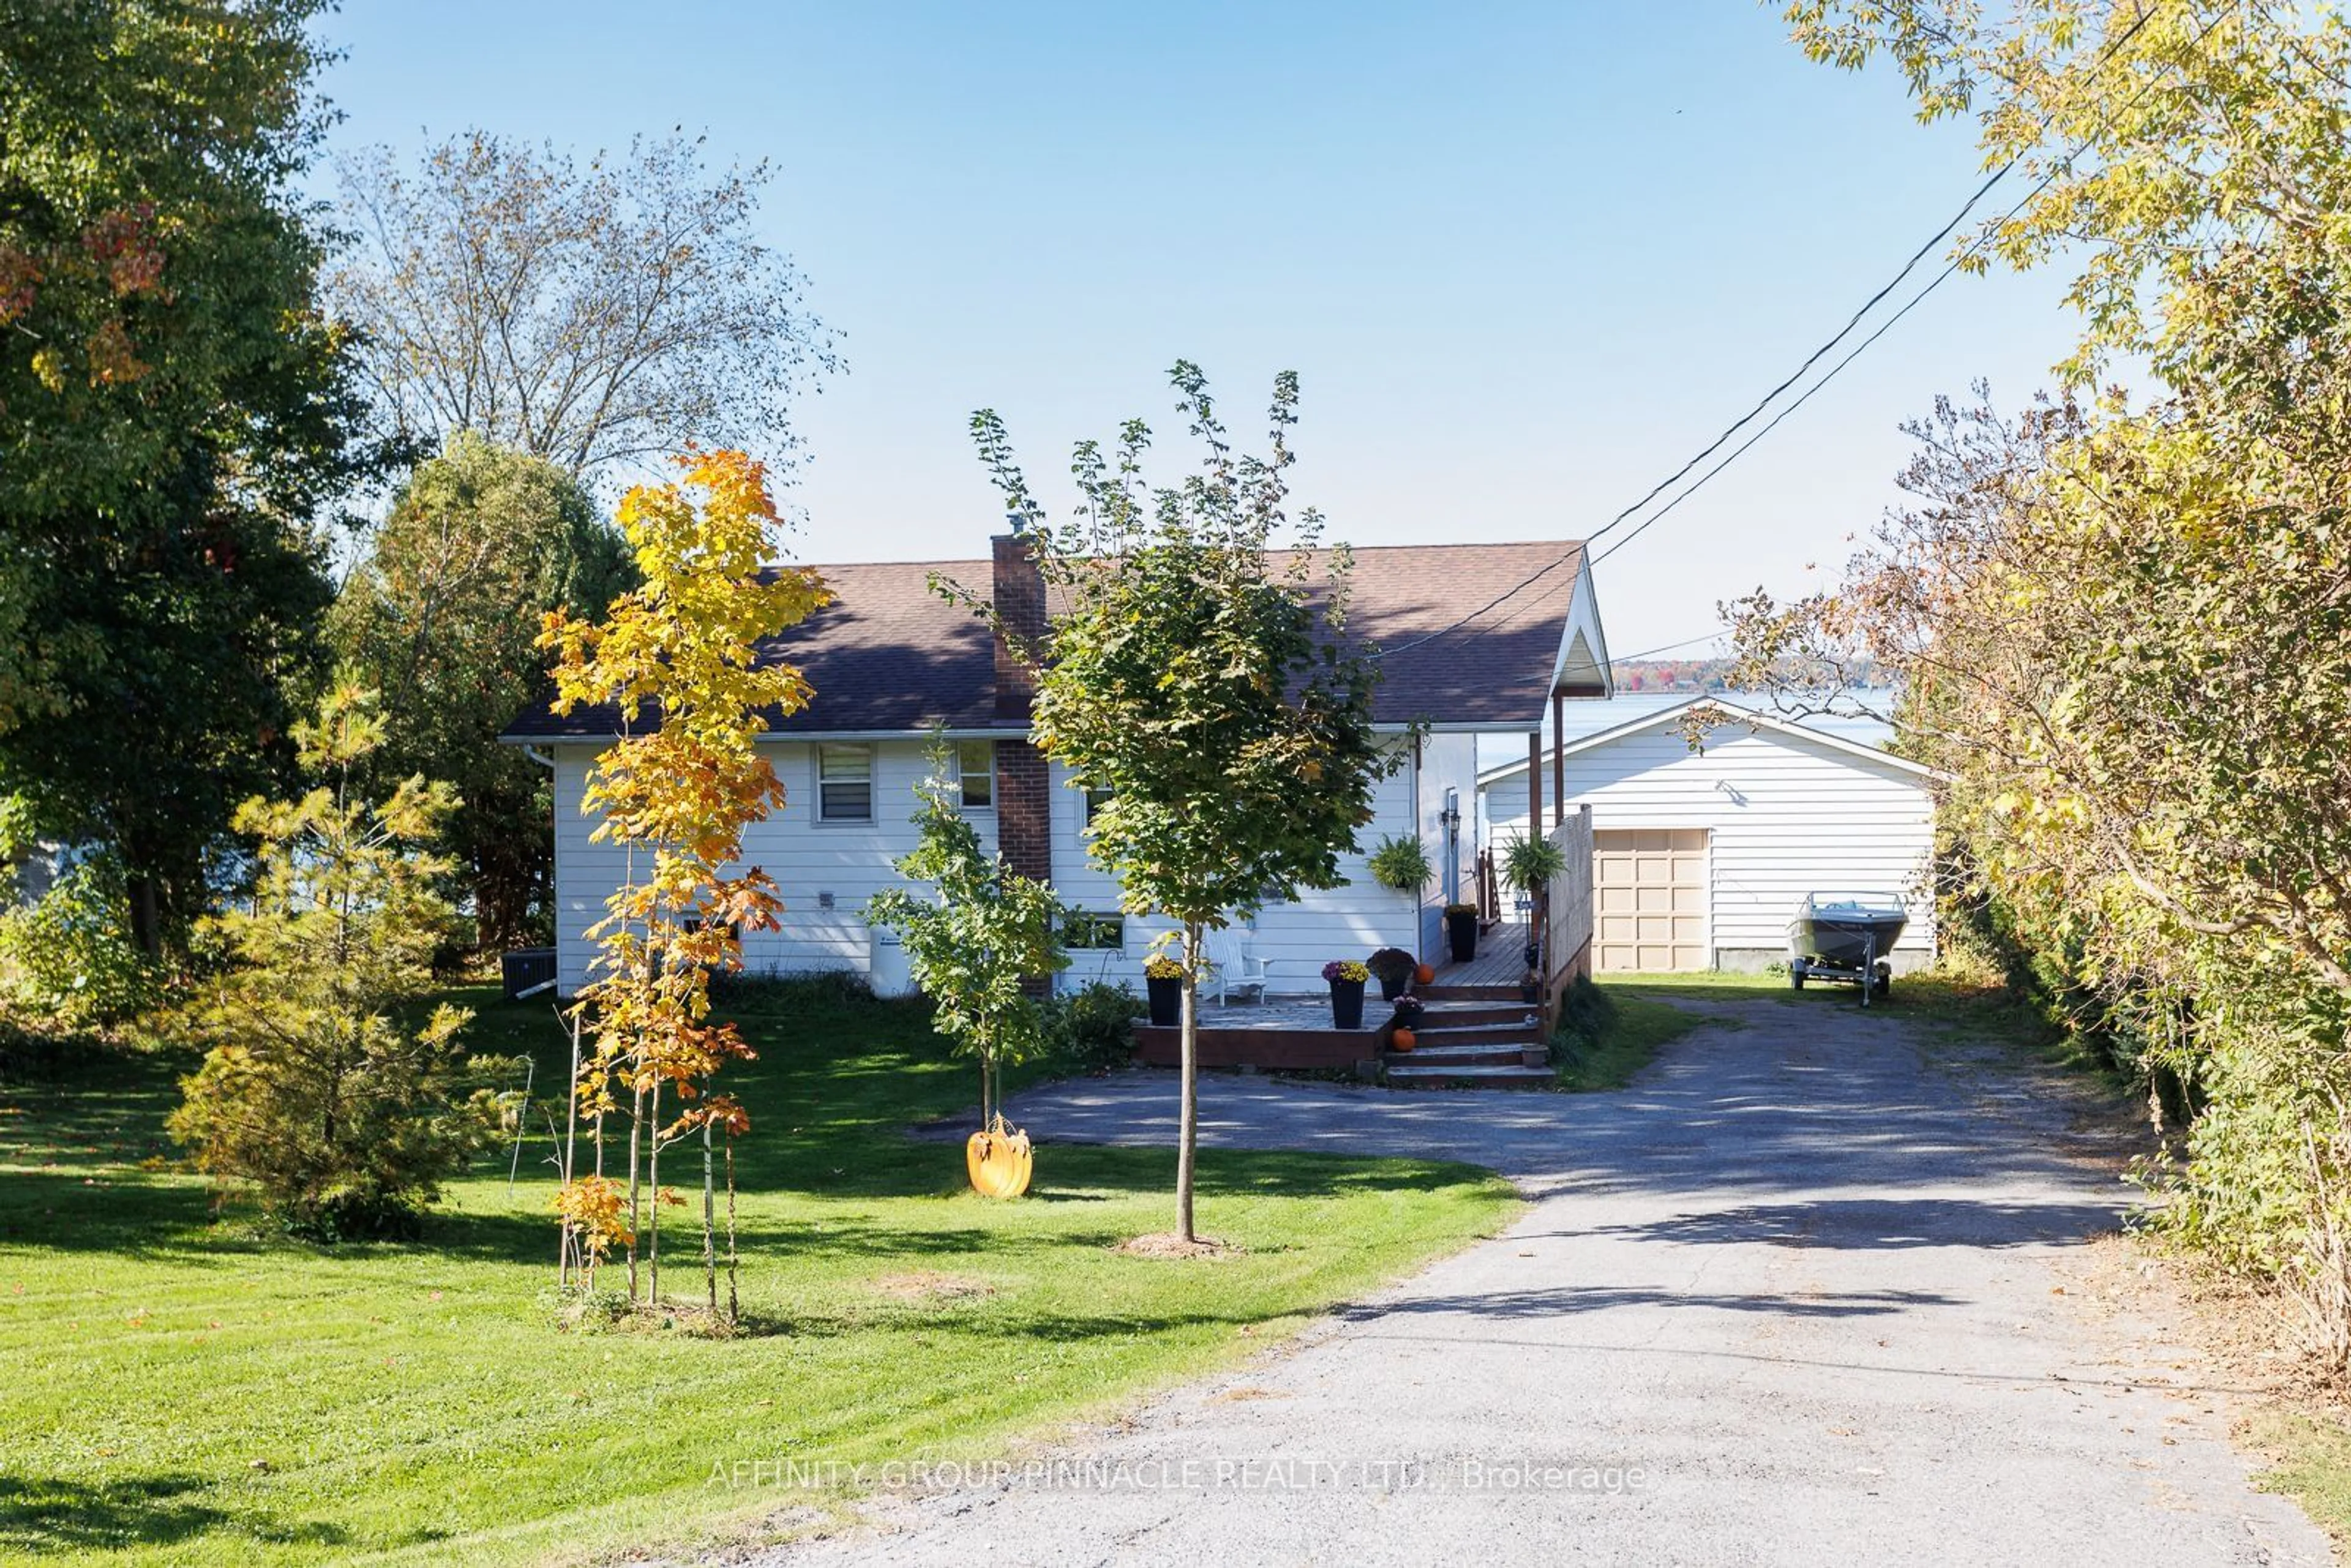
[
  {"left": 1390, "top": 1027, "right": 1417, "bottom": 1052},
  {"left": 1414, "top": 963, "right": 1436, "bottom": 986},
  {"left": 965, "top": 1117, "right": 1034, "bottom": 1199}
]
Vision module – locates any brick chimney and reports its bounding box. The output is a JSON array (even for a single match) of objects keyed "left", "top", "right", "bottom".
[
  {"left": 989, "top": 530, "right": 1052, "bottom": 890},
  {"left": 991, "top": 530, "right": 1045, "bottom": 719}
]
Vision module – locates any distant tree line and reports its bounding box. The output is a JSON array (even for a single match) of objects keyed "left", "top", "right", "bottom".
[{"left": 1610, "top": 657, "right": 1890, "bottom": 694}]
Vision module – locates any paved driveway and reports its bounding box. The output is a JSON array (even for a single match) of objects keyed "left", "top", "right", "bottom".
[{"left": 755, "top": 997, "right": 2330, "bottom": 1566}]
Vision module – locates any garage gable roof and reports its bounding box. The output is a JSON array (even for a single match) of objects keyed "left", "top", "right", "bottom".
[{"left": 1479, "top": 696, "right": 1938, "bottom": 786}]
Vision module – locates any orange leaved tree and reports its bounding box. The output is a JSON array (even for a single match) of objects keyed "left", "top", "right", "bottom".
[{"left": 538, "top": 449, "right": 827, "bottom": 1314}]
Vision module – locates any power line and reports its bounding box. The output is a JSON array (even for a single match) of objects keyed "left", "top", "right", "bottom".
[
  {"left": 1367, "top": 0, "right": 2176, "bottom": 664},
  {"left": 1611, "top": 629, "right": 1731, "bottom": 662},
  {"left": 1592, "top": 243, "right": 1987, "bottom": 569},
  {"left": 1590, "top": 3, "right": 2210, "bottom": 570}
]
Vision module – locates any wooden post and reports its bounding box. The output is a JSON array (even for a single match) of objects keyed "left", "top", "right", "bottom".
[
  {"left": 1552, "top": 689, "right": 1565, "bottom": 823},
  {"left": 1528, "top": 732, "right": 1543, "bottom": 840}
]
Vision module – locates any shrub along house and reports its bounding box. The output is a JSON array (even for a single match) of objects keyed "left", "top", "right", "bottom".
[{"left": 504, "top": 533, "right": 1612, "bottom": 1001}]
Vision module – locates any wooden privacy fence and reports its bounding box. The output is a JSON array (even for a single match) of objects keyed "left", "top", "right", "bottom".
[{"left": 1542, "top": 805, "right": 1595, "bottom": 1027}]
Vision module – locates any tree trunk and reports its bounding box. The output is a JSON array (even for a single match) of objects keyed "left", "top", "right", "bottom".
[
  {"left": 126, "top": 871, "right": 163, "bottom": 961},
  {"left": 647, "top": 1078, "right": 662, "bottom": 1303},
  {"left": 626, "top": 1083, "right": 643, "bottom": 1302},
  {"left": 724, "top": 1138, "right": 740, "bottom": 1324},
  {"left": 702, "top": 1118, "right": 717, "bottom": 1315},
  {"left": 1177, "top": 920, "right": 1201, "bottom": 1243},
  {"left": 560, "top": 1009, "right": 582, "bottom": 1287}
]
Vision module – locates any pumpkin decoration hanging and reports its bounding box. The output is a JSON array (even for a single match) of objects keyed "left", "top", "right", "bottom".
[{"left": 966, "top": 1114, "right": 1034, "bottom": 1199}]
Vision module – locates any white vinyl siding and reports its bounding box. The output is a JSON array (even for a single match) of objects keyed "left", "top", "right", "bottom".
[
  {"left": 1414, "top": 730, "right": 1482, "bottom": 958},
  {"left": 1047, "top": 740, "right": 1424, "bottom": 994},
  {"left": 1485, "top": 722, "right": 1935, "bottom": 964},
  {"left": 550, "top": 740, "right": 999, "bottom": 997},
  {"left": 553, "top": 732, "right": 1447, "bottom": 997}
]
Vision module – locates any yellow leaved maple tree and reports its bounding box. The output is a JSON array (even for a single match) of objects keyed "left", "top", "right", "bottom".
[{"left": 538, "top": 449, "right": 827, "bottom": 1314}]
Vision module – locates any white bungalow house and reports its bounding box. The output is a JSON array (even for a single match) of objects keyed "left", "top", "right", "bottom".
[
  {"left": 506, "top": 533, "right": 1613, "bottom": 999},
  {"left": 1477, "top": 696, "right": 1938, "bottom": 973}
]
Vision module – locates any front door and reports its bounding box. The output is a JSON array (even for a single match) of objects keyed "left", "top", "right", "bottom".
[{"left": 1592, "top": 828, "right": 1709, "bottom": 972}]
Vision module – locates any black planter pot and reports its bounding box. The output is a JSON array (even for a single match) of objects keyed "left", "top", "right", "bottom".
[
  {"left": 1376, "top": 970, "right": 1409, "bottom": 1002},
  {"left": 1329, "top": 977, "right": 1367, "bottom": 1030},
  {"left": 1146, "top": 975, "right": 1182, "bottom": 1027},
  {"left": 1446, "top": 911, "right": 1479, "bottom": 964}
]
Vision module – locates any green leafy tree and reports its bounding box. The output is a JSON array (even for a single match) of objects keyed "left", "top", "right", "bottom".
[
  {"left": 964, "top": 363, "right": 1390, "bottom": 1243},
  {"left": 0, "top": 853, "right": 161, "bottom": 1029},
  {"left": 1738, "top": 1, "right": 2351, "bottom": 1357},
  {"left": 868, "top": 745, "right": 1069, "bottom": 1125},
  {"left": 1, "top": 0, "right": 378, "bottom": 956},
  {"left": 333, "top": 432, "right": 633, "bottom": 950},
  {"left": 167, "top": 678, "right": 514, "bottom": 1239}
]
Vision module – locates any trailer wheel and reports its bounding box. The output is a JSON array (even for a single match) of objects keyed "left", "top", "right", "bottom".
[
  {"left": 1873, "top": 960, "right": 1892, "bottom": 998},
  {"left": 1790, "top": 960, "right": 1807, "bottom": 991}
]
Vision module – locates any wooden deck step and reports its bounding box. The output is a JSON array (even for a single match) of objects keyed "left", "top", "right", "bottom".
[
  {"left": 1419, "top": 982, "right": 1524, "bottom": 1003},
  {"left": 1385, "top": 1062, "right": 1555, "bottom": 1090},
  {"left": 1409, "top": 1021, "right": 1542, "bottom": 1048},
  {"left": 1387, "top": 1042, "right": 1537, "bottom": 1068},
  {"left": 1412, "top": 1002, "right": 1539, "bottom": 1027}
]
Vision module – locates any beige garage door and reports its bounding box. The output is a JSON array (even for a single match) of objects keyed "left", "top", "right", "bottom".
[{"left": 1593, "top": 828, "right": 1709, "bottom": 972}]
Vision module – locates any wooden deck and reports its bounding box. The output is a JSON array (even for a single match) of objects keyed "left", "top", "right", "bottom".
[{"left": 1433, "top": 921, "right": 1533, "bottom": 988}]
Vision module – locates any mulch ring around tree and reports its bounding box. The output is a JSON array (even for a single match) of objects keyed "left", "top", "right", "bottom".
[{"left": 1114, "top": 1232, "right": 1245, "bottom": 1261}]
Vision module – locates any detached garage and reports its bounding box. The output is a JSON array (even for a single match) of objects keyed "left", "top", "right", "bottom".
[{"left": 1481, "top": 697, "right": 1938, "bottom": 973}]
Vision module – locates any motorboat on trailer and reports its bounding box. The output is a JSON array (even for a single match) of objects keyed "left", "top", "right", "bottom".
[{"left": 1787, "top": 892, "right": 1908, "bottom": 1005}]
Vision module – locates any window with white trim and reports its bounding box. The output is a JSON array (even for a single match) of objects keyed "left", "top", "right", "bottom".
[
  {"left": 1063, "top": 912, "right": 1125, "bottom": 950},
  {"left": 817, "top": 744, "right": 873, "bottom": 822},
  {"left": 1084, "top": 785, "right": 1114, "bottom": 825},
  {"left": 958, "top": 740, "right": 994, "bottom": 809}
]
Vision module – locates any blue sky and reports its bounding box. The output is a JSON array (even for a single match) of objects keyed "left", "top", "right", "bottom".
[{"left": 317, "top": 1, "right": 2082, "bottom": 655}]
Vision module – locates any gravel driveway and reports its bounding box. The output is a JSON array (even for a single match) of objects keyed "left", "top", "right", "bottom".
[{"left": 753, "top": 996, "right": 2330, "bottom": 1566}]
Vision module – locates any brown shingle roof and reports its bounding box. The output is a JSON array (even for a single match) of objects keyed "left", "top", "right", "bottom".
[{"left": 501, "top": 540, "right": 1595, "bottom": 740}]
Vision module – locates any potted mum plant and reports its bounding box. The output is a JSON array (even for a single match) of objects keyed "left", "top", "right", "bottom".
[
  {"left": 1444, "top": 902, "right": 1479, "bottom": 963},
  {"left": 1388, "top": 992, "right": 1425, "bottom": 1052},
  {"left": 1322, "top": 959, "right": 1369, "bottom": 1029},
  {"left": 1144, "top": 951, "right": 1184, "bottom": 1027},
  {"left": 1367, "top": 946, "right": 1417, "bottom": 1001}
]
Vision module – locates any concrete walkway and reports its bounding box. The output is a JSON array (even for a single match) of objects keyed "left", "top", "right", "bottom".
[{"left": 756, "top": 997, "right": 2330, "bottom": 1566}]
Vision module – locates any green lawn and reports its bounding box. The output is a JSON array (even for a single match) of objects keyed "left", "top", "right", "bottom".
[
  {"left": 1553, "top": 979, "right": 1711, "bottom": 1090},
  {"left": 0, "top": 982, "right": 1517, "bottom": 1566},
  {"left": 1550, "top": 966, "right": 2050, "bottom": 1089}
]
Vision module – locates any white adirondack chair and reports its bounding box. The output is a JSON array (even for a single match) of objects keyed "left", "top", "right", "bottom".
[{"left": 1199, "top": 924, "right": 1269, "bottom": 1006}]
